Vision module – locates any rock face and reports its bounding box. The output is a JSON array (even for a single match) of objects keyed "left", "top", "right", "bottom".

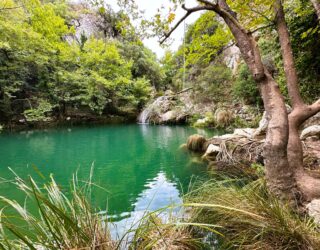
[
  {"left": 138, "top": 90, "right": 211, "bottom": 125},
  {"left": 222, "top": 44, "right": 241, "bottom": 75}
]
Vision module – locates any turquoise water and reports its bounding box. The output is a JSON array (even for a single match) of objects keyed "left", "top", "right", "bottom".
[{"left": 0, "top": 124, "right": 219, "bottom": 232}]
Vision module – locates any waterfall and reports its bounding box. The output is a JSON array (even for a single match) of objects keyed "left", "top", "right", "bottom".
[
  {"left": 138, "top": 108, "right": 151, "bottom": 124},
  {"left": 138, "top": 96, "right": 168, "bottom": 124}
]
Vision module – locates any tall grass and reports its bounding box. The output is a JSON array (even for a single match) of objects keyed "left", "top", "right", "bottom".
[
  {"left": 0, "top": 171, "right": 115, "bottom": 249},
  {"left": 185, "top": 178, "right": 320, "bottom": 249},
  {"left": 127, "top": 208, "right": 217, "bottom": 250},
  {"left": 2, "top": 169, "right": 319, "bottom": 250}
]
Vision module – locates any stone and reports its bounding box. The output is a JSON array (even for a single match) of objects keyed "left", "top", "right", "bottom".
[
  {"left": 233, "top": 128, "right": 256, "bottom": 138},
  {"left": 303, "top": 111, "right": 320, "bottom": 129},
  {"left": 307, "top": 199, "right": 320, "bottom": 224},
  {"left": 300, "top": 125, "right": 320, "bottom": 140},
  {"left": 214, "top": 133, "right": 242, "bottom": 140},
  {"left": 253, "top": 111, "right": 268, "bottom": 138},
  {"left": 203, "top": 144, "right": 221, "bottom": 158}
]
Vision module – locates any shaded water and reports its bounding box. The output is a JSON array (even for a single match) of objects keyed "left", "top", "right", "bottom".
[{"left": 0, "top": 124, "right": 221, "bottom": 234}]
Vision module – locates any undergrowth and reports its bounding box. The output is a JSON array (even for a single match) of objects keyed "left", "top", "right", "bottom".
[{"left": 185, "top": 178, "right": 320, "bottom": 249}]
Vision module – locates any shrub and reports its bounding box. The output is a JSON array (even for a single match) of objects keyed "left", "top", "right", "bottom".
[
  {"left": 233, "top": 64, "right": 262, "bottom": 106},
  {"left": 23, "top": 99, "right": 55, "bottom": 122},
  {"left": 214, "top": 108, "right": 234, "bottom": 128}
]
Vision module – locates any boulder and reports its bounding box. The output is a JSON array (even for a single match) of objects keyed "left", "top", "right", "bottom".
[
  {"left": 252, "top": 111, "right": 268, "bottom": 138},
  {"left": 300, "top": 125, "right": 320, "bottom": 140},
  {"left": 307, "top": 199, "right": 320, "bottom": 224},
  {"left": 202, "top": 144, "right": 221, "bottom": 159},
  {"left": 303, "top": 111, "right": 320, "bottom": 129},
  {"left": 233, "top": 128, "right": 256, "bottom": 138}
]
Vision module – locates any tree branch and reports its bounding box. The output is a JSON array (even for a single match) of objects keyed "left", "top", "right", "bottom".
[
  {"left": 248, "top": 23, "right": 275, "bottom": 35},
  {"left": 160, "top": 4, "right": 211, "bottom": 44},
  {"left": 309, "top": 99, "right": 320, "bottom": 114},
  {"left": 0, "top": 5, "right": 23, "bottom": 11},
  {"left": 248, "top": 4, "right": 273, "bottom": 23}
]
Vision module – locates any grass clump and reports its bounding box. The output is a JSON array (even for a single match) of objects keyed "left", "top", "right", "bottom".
[
  {"left": 186, "top": 134, "right": 207, "bottom": 153},
  {"left": 0, "top": 172, "right": 115, "bottom": 250},
  {"left": 129, "top": 213, "right": 204, "bottom": 250},
  {"left": 185, "top": 178, "right": 320, "bottom": 250}
]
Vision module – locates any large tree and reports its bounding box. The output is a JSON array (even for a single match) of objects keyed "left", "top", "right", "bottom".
[{"left": 161, "top": 0, "right": 320, "bottom": 203}]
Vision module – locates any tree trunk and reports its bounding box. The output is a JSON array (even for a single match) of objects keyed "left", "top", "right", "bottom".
[
  {"left": 213, "top": 0, "right": 300, "bottom": 200},
  {"left": 274, "top": 0, "right": 320, "bottom": 202}
]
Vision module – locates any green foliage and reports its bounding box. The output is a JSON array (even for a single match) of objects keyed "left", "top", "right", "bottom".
[
  {"left": 119, "top": 42, "right": 164, "bottom": 90},
  {"left": 183, "top": 12, "right": 232, "bottom": 66},
  {"left": 160, "top": 50, "right": 176, "bottom": 89},
  {"left": 0, "top": 0, "right": 157, "bottom": 124},
  {"left": 251, "top": 163, "right": 265, "bottom": 178},
  {"left": 233, "top": 63, "right": 262, "bottom": 105},
  {"left": 160, "top": 11, "right": 232, "bottom": 93},
  {"left": 23, "top": 99, "right": 54, "bottom": 122},
  {"left": 194, "top": 64, "right": 232, "bottom": 103},
  {"left": 286, "top": 0, "right": 320, "bottom": 103}
]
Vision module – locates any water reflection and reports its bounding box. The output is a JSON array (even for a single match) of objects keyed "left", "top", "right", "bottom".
[{"left": 109, "top": 171, "right": 182, "bottom": 239}]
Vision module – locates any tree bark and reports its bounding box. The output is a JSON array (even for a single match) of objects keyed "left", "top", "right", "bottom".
[
  {"left": 310, "top": 0, "right": 320, "bottom": 20},
  {"left": 275, "top": 0, "right": 320, "bottom": 202}
]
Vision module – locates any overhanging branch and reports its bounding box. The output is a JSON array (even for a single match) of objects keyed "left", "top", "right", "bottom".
[
  {"left": 160, "top": 4, "right": 212, "bottom": 44},
  {"left": 248, "top": 23, "right": 275, "bottom": 35}
]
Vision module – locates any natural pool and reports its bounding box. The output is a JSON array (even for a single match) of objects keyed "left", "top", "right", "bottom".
[{"left": 0, "top": 124, "right": 221, "bottom": 236}]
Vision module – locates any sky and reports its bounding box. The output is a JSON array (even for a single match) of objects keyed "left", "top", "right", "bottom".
[
  {"left": 130, "top": 0, "right": 202, "bottom": 58},
  {"left": 71, "top": 0, "right": 203, "bottom": 58}
]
